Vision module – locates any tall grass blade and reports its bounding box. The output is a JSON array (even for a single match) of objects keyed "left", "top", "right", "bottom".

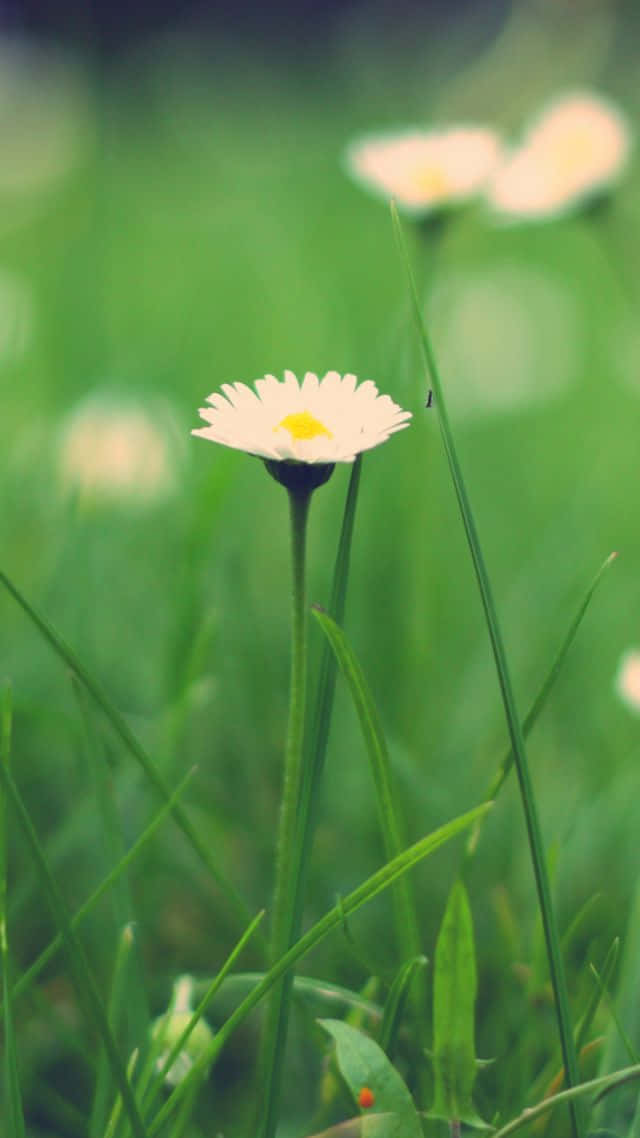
[
  {"left": 0, "top": 760, "right": 149, "bottom": 1138},
  {"left": 311, "top": 606, "right": 423, "bottom": 974},
  {"left": 392, "top": 201, "right": 583, "bottom": 1138},
  {"left": 490, "top": 1063, "right": 640, "bottom": 1138},
  {"left": 1, "top": 683, "right": 26, "bottom": 1138},
  {"left": 0, "top": 569, "right": 258, "bottom": 943},
  {"left": 4, "top": 765, "right": 196, "bottom": 1010},
  {"left": 465, "top": 553, "right": 617, "bottom": 859}
]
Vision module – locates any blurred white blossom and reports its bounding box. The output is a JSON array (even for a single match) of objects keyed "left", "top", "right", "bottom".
[
  {"left": 615, "top": 650, "right": 640, "bottom": 714},
  {"left": 58, "top": 391, "right": 183, "bottom": 506},
  {"left": 427, "top": 261, "right": 580, "bottom": 418},
  {"left": 345, "top": 126, "right": 503, "bottom": 215},
  {"left": 151, "top": 975, "right": 214, "bottom": 1087},
  {"left": 487, "top": 92, "right": 631, "bottom": 220}
]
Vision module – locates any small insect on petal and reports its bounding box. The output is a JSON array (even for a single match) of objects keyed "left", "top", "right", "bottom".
[{"left": 358, "top": 1086, "right": 375, "bottom": 1109}]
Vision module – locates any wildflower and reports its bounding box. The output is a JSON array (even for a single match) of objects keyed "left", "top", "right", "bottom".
[
  {"left": 615, "top": 650, "right": 640, "bottom": 714},
  {"left": 58, "top": 391, "right": 181, "bottom": 505},
  {"left": 192, "top": 370, "right": 411, "bottom": 490},
  {"left": 151, "top": 976, "right": 214, "bottom": 1087},
  {"left": 487, "top": 92, "right": 631, "bottom": 220},
  {"left": 345, "top": 126, "right": 503, "bottom": 215}
]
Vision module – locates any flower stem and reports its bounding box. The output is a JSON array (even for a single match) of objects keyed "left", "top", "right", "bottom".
[{"left": 257, "top": 485, "right": 312, "bottom": 1138}]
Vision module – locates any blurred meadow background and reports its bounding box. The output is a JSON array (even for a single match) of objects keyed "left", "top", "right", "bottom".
[{"left": 3, "top": 0, "right": 640, "bottom": 1134}]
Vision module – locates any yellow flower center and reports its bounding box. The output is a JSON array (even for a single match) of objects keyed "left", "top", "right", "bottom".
[
  {"left": 412, "top": 165, "right": 450, "bottom": 197},
  {"left": 276, "top": 410, "right": 332, "bottom": 441}
]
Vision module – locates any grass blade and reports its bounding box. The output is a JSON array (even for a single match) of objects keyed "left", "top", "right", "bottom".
[
  {"left": 1, "top": 682, "right": 27, "bottom": 1138},
  {"left": 392, "top": 201, "right": 583, "bottom": 1138},
  {"left": 147, "top": 800, "right": 491, "bottom": 1135},
  {"left": 490, "top": 1063, "right": 640, "bottom": 1138},
  {"left": 0, "top": 568, "right": 259, "bottom": 945},
  {"left": 465, "top": 553, "right": 617, "bottom": 859},
  {"left": 0, "top": 760, "right": 149, "bottom": 1138},
  {"left": 311, "top": 606, "right": 423, "bottom": 976},
  {"left": 3, "top": 765, "right": 196, "bottom": 1010}
]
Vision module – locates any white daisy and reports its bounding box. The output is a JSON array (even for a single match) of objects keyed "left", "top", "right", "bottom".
[
  {"left": 487, "top": 92, "right": 631, "bottom": 220},
  {"left": 345, "top": 126, "right": 503, "bottom": 215},
  {"left": 615, "top": 650, "right": 640, "bottom": 714},
  {"left": 192, "top": 370, "right": 411, "bottom": 465}
]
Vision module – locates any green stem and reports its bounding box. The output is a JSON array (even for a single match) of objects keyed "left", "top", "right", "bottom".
[
  {"left": 258, "top": 485, "right": 312, "bottom": 1138},
  {"left": 392, "top": 204, "right": 583, "bottom": 1138}
]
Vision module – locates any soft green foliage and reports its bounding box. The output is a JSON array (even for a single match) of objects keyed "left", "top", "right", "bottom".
[
  {"left": 3, "top": 7, "right": 640, "bottom": 1136},
  {"left": 430, "top": 880, "right": 488, "bottom": 1128}
]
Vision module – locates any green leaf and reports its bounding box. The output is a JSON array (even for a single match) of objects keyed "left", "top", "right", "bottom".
[
  {"left": 430, "top": 880, "right": 489, "bottom": 1129},
  {"left": 380, "top": 955, "right": 428, "bottom": 1056},
  {"left": 319, "top": 1019, "right": 422, "bottom": 1138}
]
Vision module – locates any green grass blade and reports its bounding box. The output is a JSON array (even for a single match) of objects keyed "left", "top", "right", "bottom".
[
  {"left": 311, "top": 606, "right": 423, "bottom": 974},
  {"left": 3, "top": 765, "right": 196, "bottom": 1010},
  {"left": 589, "top": 960, "right": 639, "bottom": 1065},
  {"left": 73, "top": 676, "right": 150, "bottom": 1068},
  {"left": 490, "top": 1063, "right": 640, "bottom": 1138},
  {"left": 1, "top": 682, "right": 27, "bottom": 1138},
  {"left": 104, "top": 1049, "right": 140, "bottom": 1138},
  {"left": 147, "top": 801, "right": 491, "bottom": 1135},
  {"left": 90, "top": 923, "right": 137, "bottom": 1138},
  {"left": 392, "top": 201, "right": 583, "bottom": 1138},
  {"left": 465, "top": 553, "right": 617, "bottom": 859},
  {"left": 192, "top": 971, "right": 383, "bottom": 1022},
  {"left": 576, "top": 940, "right": 619, "bottom": 1055},
  {"left": 380, "top": 955, "right": 428, "bottom": 1055},
  {"left": 0, "top": 760, "right": 149, "bottom": 1138},
  {"left": 141, "top": 909, "right": 265, "bottom": 1119},
  {"left": 0, "top": 568, "right": 259, "bottom": 945}
]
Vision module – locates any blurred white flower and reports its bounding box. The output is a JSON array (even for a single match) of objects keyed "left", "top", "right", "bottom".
[
  {"left": 58, "top": 391, "right": 182, "bottom": 506},
  {"left": 487, "top": 92, "right": 631, "bottom": 220},
  {"left": 427, "top": 261, "right": 580, "bottom": 418},
  {"left": 151, "top": 975, "right": 214, "bottom": 1087},
  {"left": 615, "top": 650, "right": 640, "bottom": 714},
  {"left": 193, "top": 370, "right": 411, "bottom": 464},
  {"left": 345, "top": 126, "right": 503, "bottom": 215}
]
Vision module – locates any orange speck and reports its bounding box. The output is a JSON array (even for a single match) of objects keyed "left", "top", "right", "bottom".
[{"left": 358, "top": 1086, "right": 375, "bottom": 1109}]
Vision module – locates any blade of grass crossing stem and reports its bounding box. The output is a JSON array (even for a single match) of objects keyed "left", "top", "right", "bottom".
[
  {"left": 141, "top": 910, "right": 265, "bottom": 1120},
  {"left": 147, "top": 801, "right": 491, "bottom": 1135},
  {"left": 391, "top": 201, "right": 583, "bottom": 1138},
  {"left": 0, "top": 761, "right": 149, "bottom": 1138},
  {"left": 490, "top": 1064, "right": 640, "bottom": 1138},
  {"left": 3, "top": 766, "right": 196, "bottom": 1011},
  {"left": 90, "top": 924, "right": 137, "bottom": 1138},
  {"left": 1, "top": 684, "right": 26, "bottom": 1138},
  {"left": 311, "top": 608, "right": 425, "bottom": 990},
  {"left": 465, "top": 553, "right": 617, "bottom": 860},
  {"left": 0, "top": 569, "right": 259, "bottom": 948},
  {"left": 73, "top": 677, "right": 150, "bottom": 1065}
]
